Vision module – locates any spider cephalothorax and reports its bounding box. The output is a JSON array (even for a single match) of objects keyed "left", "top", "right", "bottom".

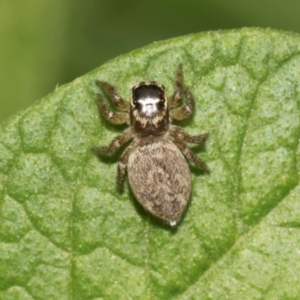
[
  {"left": 131, "top": 82, "right": 169, "bottom": 136},
  {"left": 93, "top": 64, "right": 210, "bottom": 226}
]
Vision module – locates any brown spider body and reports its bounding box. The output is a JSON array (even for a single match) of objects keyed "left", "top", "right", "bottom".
[
  {"left": 127, "top": 138, "right": 191, "bottom": 225},
  {"left": 93, "top": 64, "right": 209, "bottom": 226}
]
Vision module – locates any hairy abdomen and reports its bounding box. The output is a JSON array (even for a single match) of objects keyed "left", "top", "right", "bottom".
[{"left": 127, "top": 140, "right": 191, "bottom": 226}]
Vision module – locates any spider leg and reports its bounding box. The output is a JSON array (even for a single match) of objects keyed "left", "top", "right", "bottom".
[
  {"left": 170, "top": 125, "right": 209, "bottom": 144},
  {"left": 173, "top": 138, "right": 210, "bottom": 173},
  {"left": 169, "top": 63, "right": 184, "bottom": 108},
  {"left": 117, "top": 145, "right": 132, "bottom": 192},
  {"left": 97, "top": 93, "right": 129, "bottom": 124},
  {"left": 170, "top": 88, "right": 195, "bottom": 120},
  {"left": 96, "top": 80, "right": 130, "bottom": 112},
  {"left": 92, "top": 128, "right": 133, "bottom": 156}
]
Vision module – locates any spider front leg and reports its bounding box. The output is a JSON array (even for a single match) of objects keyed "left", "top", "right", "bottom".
[
  {"left": 170, "top": 125, "right": 209, "bottom": 144},
  {"left": 170, "top": 63, "right": 184, "bottom": 108},
  {"left": 173, "top": 138, "right": 210, "bottom": 173},
  {"left": 169, "top": 64, "right": 195, "bottom": 120},
  {"left": 96, "top": 80, "right": 130, "bottom": 124},
  {"left": 96, "top": 80, "right": 130, "bottom": 112},
  {"left": 96, "top": 93, "right": 129, "bottom": 125},
  {"left": 170, "top": 88, "right": 195, "bottom": 120}
]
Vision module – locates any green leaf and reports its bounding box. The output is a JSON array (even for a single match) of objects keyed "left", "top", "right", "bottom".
[{"left": 1, "top": 28, "right": 300, "bottom": 299}]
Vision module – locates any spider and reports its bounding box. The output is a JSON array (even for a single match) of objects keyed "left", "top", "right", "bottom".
[{"left": 93, "top": 64, "right": 210, "bottom": 226}]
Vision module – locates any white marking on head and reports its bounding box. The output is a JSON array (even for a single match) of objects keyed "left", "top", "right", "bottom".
[{"left": 138, "top": 97, "right": 161, "bottom": 117}]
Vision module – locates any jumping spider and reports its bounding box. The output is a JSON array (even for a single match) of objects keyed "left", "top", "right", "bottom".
[{"left": 93, "top": 64, "right": 209, "bottom": 226}]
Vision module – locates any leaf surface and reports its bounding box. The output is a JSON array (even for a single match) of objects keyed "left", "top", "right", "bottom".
[{"left": 1, "top": 28, "right": 300, "bottom": 299}]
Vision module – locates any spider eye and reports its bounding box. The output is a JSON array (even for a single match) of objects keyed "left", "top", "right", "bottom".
[
  {"left": 133, "top": 100, "right": 141, "bottom": 109},
  {"left": 157, "top": 98, "right": 165, "bottom": 109}
]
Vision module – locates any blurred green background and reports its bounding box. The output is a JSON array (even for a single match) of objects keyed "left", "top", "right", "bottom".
[{"left": 1, "top": 0, "right": 300, "bottom": 123}]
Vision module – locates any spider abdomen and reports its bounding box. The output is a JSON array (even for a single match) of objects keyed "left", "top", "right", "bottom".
[{"left": 127, "top": 139, "right": 191, "bottom": 226}]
